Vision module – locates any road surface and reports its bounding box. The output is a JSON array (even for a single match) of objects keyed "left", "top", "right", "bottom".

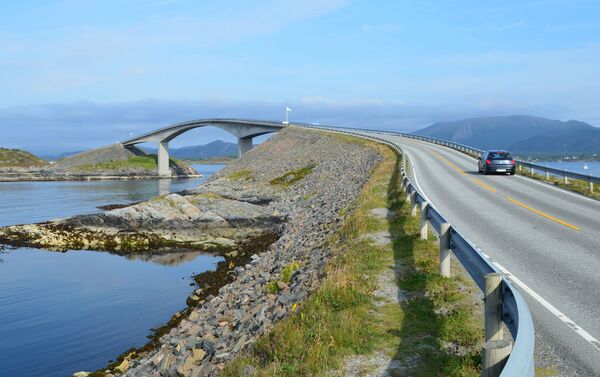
[{"left": 362, "top": 131, "right": 600, "bottom": 376}]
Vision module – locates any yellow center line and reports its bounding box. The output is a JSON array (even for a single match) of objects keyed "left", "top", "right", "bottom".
[
  {"left": 507, "top": 196, "right": 580, "bottom": 231},
  {"left": 430, "top": 151, "right": 579, "bottom": 231},
  {"left": 469, "top": 178, "right": 497, "bottom": 193},
  {"left": 432, "top": 152, "right": 467, "bottom": 175}
]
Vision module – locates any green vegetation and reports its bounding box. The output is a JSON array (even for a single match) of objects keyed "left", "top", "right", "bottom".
[
  {"left": 331, "top": 132, "right": 373, "bottom": 146},
  {"left": 222, "top": 145, "right": 482, "bottom": 376},
  {"left": 267, "top": 261, "right": 302, "bottom": 294},
  {"left": 302, "top": 192, "right": 316, "bottom": 201},
  {"left": 73, "top": 155, "right": 186, "bottom": 172},
  {"left": 517, "top": 165, "right": 600, "bottom": 200},
  {"left": 0, "top": 147, "right": 47, "bottom": 168},
  {"left": 228, "top": 169, "right": 253, "bottom": 180},
  {"left": 269, "top": 165, "right": 315, "bottom": 187}
]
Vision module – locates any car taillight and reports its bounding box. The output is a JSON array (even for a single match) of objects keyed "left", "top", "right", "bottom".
[
  {"left": 511, "top": 159, "right": 516, "bottom": 165},
  {"left": 485, "top": 159, "right": 492, "bottom": 165}
]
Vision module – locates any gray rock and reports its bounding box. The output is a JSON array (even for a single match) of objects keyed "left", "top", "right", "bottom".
[{"left": 93, "top": 128, "right": 383, "bottom": 376}]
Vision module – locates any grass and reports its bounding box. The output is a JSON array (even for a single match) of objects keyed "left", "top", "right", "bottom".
[
  {"left": 269, "top": 165, "right": 315, "bottom": 187},
  {"left": 517, "top": 165, "right": 600, "bottom": 200},
  {"left": 0, "top": 147, "right": 47, "bottom": 168},
  {"left": 74, "top": 155, "right": 185, "bottom": 172},
  {"left": 228, "top": 169, "right": 253, "bottom": 180},
  {"left": 330, "top": 132, "right": 374, "bottom": 146},
  {"left": 220, "top": 144, "right": 482, "bottom": 377}
]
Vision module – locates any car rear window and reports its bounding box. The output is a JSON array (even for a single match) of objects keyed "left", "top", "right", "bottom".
[{"left": 489, "top": 152, "right": 512, "bottom": 160}]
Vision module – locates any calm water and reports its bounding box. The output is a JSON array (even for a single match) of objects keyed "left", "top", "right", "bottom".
[
  {"left": 0, "top": 164, "right": 224, "bottom": 226},
  {"left": 533, "top": 161, "right": 600, "bottom": 177},
  {"left": 0, "top": 164, "right": 225, "bottom": 377}
]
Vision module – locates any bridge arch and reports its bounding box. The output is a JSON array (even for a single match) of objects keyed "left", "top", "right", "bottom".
[{"left": 121, "top": 119, "right": 285, "bottom": 177}]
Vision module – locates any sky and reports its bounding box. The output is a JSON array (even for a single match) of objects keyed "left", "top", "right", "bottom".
[{"left": 1, "top": 0, "right": 600, "bottom": 153}]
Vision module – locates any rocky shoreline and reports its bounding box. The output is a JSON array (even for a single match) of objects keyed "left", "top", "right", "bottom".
[
  {"left": 0, "top": 127, "right": 383, "bottom": 377},
  {"left": 0, "top": 143, "right": 199, "bottom": 182},
  {"left": 0, "top": 172, "right": 202, "bottom": 182},
  {"left": 0, "top": 191, "right": 285, "bottom": 253}
]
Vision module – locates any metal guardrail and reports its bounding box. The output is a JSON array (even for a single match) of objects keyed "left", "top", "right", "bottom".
[
  {"left": 298, "top": 124, "right": 535, "bottom": 377},
  {"left": 391, "top": 132, "right": 598, "bottom": 193},
  {"left": 294, "top": 123, "right": 599, "bottom": 193},
  {"left": 335, "top": 126, "right": 599, "bottom": 193}
]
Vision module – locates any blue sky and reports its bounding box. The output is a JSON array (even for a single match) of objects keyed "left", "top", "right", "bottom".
[{"left": 1, "top": 0, "right": 600, "bottom": 153}]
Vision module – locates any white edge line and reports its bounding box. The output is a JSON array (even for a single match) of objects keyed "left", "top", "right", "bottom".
[
  {"left": 493, "top": 261, "right": 600, "bottom": 351},
  {"left": 390, "top": 133, "right": 600, "bottom": 353},
  {"left": 345, "top": 129, "right": 600, "bottom": 353},
  {"left": 404, "top": 149, "right": 432, "bottom": 203}
]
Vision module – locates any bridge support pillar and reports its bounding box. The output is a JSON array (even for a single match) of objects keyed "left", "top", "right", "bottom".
[
  {"left": 158, "top": 141, "right": 171, "bottom": 177},
  {"left": 238, "top": 136, "right": 253, "bottom": 156}
]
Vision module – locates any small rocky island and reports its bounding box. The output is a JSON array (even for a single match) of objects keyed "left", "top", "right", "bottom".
[
  {"left": 0, "top": 143, "right": 197, "bottom": 181},
  {"left": 0, "top": 127, "right": 382, "bottom": 376}
]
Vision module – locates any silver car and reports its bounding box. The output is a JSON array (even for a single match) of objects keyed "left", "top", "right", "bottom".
[{"left": 478, "top": 150, "right": 516, "bottom": 175}]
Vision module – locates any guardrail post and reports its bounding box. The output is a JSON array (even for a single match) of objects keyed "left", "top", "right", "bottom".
[
  {"left": 483, "top": 339, "right": 511, "bottom": 377},
  {"left": 410, "top": 192, "right": 417, "bottom": 217},
  {"left": 419, "top": 201, "right": 429, "bottom": 240},
  {"left": 590, "top": 182, "right": 594, "bottom": 193},
  {"left": 439, "top": 222, "right": 451, "bottom": 277},
  {"left": 483, "top": 273, "right": 511, "bottom": 377},
  {"left": 518, "top": 165, "right": 522, "bottom": 173},
  {"left": 545, "top": 171, "right": 549, "bottom": 180},
  {"left": 563, "top": 175, "right": 568, "bottom": 184},
  {"left": 530, "top": 167, "right": 534, "bottom": 175}
]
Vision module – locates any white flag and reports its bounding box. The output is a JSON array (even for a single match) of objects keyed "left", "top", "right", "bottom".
[{"left": 286, "top": 106, "right": 293, "bottom": 112}]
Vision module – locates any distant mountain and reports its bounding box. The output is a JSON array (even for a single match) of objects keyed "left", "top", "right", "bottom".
[
  {"left": 509, "top": 127, "right": 600, "bottom": 154},
  {"left": 39, "top": 151, "right": 83, "bottom": 161},
  {"left": 143, "top": 140, "right": 238, "bottom": 160},
  {"left": 414, "top": 116, "right": 600, "bottom": 153}
]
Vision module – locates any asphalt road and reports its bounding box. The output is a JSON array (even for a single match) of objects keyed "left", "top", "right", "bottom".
[{"left": 362, "top": 131, "right": 600, "bottom": 376}]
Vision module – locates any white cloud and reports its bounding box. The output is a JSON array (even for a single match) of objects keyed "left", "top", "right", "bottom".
[
  {"left": 0, "top": 0, "right": 350, "bottom": 101},
  {"left": 0, "top": 97, "right": 576, "bottom": 153}
]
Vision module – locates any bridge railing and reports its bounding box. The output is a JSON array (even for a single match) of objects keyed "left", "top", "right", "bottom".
[{"left": 298, "top": 124, "right": 535, "bottom": 377}]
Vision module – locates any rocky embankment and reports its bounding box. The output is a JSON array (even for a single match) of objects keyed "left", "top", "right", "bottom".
[
  {"left": 0, "top": 127, "right": 383, "bottom": 376},
  {"left": 0, "top": 144, "right": 197, "bottom": 181}
]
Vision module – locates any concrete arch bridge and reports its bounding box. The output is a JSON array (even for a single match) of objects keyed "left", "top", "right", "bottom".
[{"left": 121, "top": 119, "right": 286, "bottom": 176}]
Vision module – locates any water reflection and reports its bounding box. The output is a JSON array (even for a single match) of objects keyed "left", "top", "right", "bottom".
[
  {"left": 158, "top": 178, "right": 171, "bottom": 196},
  {"left": 0, "top": 248, "right": 222, "bottom": 377},
  {"left": 125, "top": 250, "right": 212, "bottom": 266},
  {"left": 0, "top": 164, "right": 226, "bottom": 377},
  {"left": 0, "top": 164, "right": 225, "bottom": 227}
]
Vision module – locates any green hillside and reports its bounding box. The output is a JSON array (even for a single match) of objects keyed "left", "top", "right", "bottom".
[{"left": 0, "top": 148, "right": 48, "bottom": 168}]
